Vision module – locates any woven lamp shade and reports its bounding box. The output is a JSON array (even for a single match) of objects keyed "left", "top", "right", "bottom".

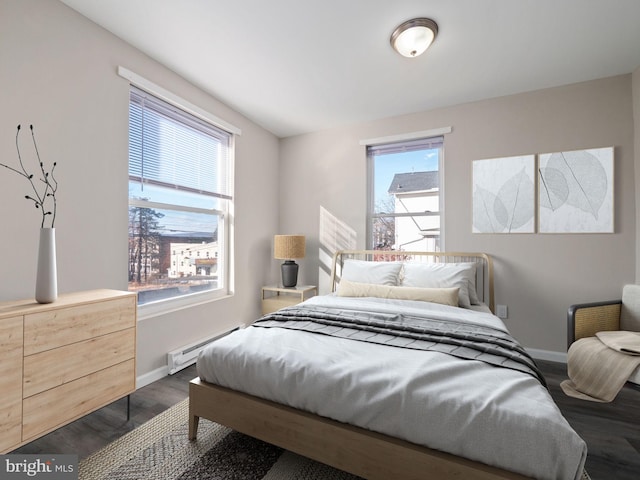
[{"left": 274, "top": 235, "right": 306, "bottom": 259}]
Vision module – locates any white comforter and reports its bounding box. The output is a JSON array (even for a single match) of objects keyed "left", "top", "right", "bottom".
[{"left": 197, "top": 295, "right": 587, "bottom": 480}]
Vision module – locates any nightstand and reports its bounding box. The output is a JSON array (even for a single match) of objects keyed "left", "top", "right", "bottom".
[{"left": 261, "top": 285, "right": 317, "bottom": 315}]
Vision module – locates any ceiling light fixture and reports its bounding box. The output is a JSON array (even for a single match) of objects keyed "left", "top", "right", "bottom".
[{"left": 390, "top": 18, "right": 438, "bottom": 58}]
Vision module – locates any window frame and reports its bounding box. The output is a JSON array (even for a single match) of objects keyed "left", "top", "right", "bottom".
[
  {"left": 120, "top": 67, "right": 240, "bottom": 318},
  {"left": 364, "top": 130, "right": 449, "bottom": 252}
]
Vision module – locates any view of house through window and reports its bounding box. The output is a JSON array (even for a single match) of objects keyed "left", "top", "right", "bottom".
[
  {"left": 128, "top": 86, "right": 232, "bottom": 306},
  {"left": 368, "top": 136, "right": 443, "bottom": 252}
]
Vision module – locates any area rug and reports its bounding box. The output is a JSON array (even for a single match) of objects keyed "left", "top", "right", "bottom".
[
  {"left": 78, "top": 398, "right": 360, "bottom": 480},
  {"left": 79, "top": 398, "right": 591, "bottom": 480}
]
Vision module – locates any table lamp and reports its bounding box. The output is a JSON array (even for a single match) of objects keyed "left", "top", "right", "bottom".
[{"left": 274, "top": 235, "right": 305, "bottom": 287}]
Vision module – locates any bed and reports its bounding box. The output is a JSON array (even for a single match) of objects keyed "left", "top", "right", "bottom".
[{"left": 189, "top": 250, "right": 587, "bottom": 480}]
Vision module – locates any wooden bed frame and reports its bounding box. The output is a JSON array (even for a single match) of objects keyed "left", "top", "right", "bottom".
[{"left": 188, "top": 250, "right": 531, "bottom": 480}]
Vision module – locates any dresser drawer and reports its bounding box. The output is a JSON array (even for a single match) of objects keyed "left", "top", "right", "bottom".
[
  {"left": 0, "top": 316, "right": 23, "bottom": 452},
  {"left": 24, "top": 296, "right": 136, "bottom": 355},
  {"left": 23, "top": 328, "right": 135, "bottom": 398},
  {"left": 22, "top": 359, "right": 135, "bottom": 441}
]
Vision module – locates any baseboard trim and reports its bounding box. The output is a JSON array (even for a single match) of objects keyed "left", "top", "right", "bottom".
[
  {"left": 137, "top": 366, "right": 169, "bottom": 389},
  {"left": 135, "top": 325, "right": 241, "bottom": 390},
  {"left": 526, "top": 347, "right": 567, "bottom": 363}
]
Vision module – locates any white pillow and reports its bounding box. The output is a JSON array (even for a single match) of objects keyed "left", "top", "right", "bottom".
[
  {"left": 452, "top": 262, "right": 480, "bottom": 305},
  {"left": 401, "top": 263, "right": 476, "bottom": 308},
  {"left": 341, "top": 259, "right": 402, "bottom": 286},
  {"left": 337, "top": 279, "right": 459, "bottom": 307}
]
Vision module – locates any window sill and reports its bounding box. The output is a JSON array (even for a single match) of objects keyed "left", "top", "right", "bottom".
[{"left": 136, "top": 290, "right": 232, "bottom": 322}]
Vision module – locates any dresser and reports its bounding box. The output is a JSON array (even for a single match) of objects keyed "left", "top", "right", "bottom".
[{"left": 0, "top": 289, "right": 136, "bottom": 453}]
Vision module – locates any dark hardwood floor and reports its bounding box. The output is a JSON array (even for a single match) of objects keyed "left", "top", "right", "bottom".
[
  {"left": 12, "top": 361, "right": 640, "bottom": 479},
  {"left": 538, "top": 359, "right": 640, "bottom": 480},
  {"left": 13, "top": 365, "right": 196, "bottom": 459}
]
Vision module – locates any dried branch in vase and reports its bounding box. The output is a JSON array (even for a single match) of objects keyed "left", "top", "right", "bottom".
[{"left": 0, "top": 124, "right": 58, "bottom": 228}]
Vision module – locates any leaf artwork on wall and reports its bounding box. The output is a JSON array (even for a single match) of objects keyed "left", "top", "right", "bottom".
[
  {"left": 538, "top": 147, "right": 613, "bottom": 233},
  {"left": 473, "top": 156, "right": 535, "bottom": 233}
]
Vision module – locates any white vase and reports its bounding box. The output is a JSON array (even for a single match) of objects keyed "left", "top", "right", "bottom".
[{"left": 35, "top": 227, "right": 57, "bottom": 304}]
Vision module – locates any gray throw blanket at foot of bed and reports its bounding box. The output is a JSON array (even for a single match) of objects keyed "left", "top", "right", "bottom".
[
  {"left": 255, "top": 303, "right": 546, "bottom": 386},
  {"left": 561, "top": 331, "right": 640, "bottom": 402}
]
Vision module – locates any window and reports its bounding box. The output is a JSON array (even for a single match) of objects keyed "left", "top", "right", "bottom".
[
  {"left": 128, "top": 86, "right": 233, "bottom": 306},
  {"left": 367, "top": 136, "right": 443, "bottom": 252}
]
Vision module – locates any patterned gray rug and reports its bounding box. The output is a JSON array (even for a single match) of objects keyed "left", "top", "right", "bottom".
[
  {"left": 79, "top": 398, "right": 591, "bottom": 480},
  {"left": 78, "top": 398, "right": 360, "bottom": 480}
]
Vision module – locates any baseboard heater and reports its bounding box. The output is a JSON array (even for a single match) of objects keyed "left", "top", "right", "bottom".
[{"left": 167, "top": 327, "right": 239, "bottom": 375}]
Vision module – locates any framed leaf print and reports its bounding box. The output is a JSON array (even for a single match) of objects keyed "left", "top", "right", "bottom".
[
  {"left": 538, "top": 147, "right": 614, "bottom": 233},
  {"left": 473, "top": 155, "right": 535, "bottom": 233}
]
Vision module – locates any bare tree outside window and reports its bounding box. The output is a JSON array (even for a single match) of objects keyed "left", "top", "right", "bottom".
[{"left": 128, "top": 204, "right": 164, "bottom": 284}]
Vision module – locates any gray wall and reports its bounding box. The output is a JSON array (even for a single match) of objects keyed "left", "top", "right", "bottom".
[
  {"left": 0, "top": 0, "right": 280, "bottom": 380},
  {"left": 281, "top": 75, "right": 636, "bottom": 356},
  {"left": 634, "top": 67, "right": 640, "bottom": 281},
  {"left": 2, "top": 1, "right": 637, "bottom": 375}
]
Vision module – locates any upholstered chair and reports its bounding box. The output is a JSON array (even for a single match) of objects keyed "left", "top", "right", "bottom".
[{"left": 567, "top": 284, "right": 640, "bottom": 387}]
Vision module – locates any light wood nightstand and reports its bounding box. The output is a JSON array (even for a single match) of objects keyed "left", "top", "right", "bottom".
[{"left": 261, "top": 285, "right": 317, "bottom": 315}]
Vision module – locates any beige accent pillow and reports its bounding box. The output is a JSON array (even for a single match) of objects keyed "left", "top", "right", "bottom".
[{"left": 337, "top": 279, "right": 459, "bottom": 307}]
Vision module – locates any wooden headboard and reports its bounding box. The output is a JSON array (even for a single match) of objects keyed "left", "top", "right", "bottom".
[{"left": 330, "top": 250, "right": 494, "bottom": 313}]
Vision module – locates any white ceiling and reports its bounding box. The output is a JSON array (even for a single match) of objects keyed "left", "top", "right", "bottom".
[{"left": 60, "top": 0, "right": 640, "bottom": 138}]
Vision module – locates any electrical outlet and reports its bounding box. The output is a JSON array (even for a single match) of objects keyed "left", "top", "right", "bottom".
[{"left": 496, "top": 304, "right": 508, "bottom": 319}]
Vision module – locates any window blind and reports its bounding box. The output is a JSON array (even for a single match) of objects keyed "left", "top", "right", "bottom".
[
  {"left": 367, "top": 136, "right": 444, "bottom": 156},
  {"left": 129, "top": 86, "right": 232, "bottom": 200}
]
